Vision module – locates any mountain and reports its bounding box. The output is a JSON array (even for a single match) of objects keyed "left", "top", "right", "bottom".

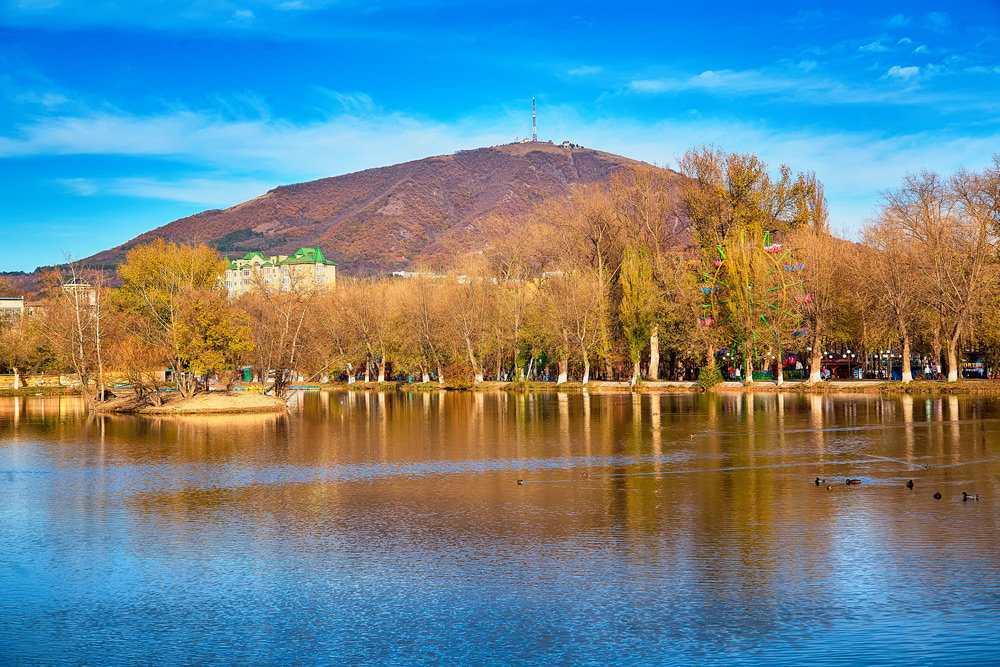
[{"left": 85, "top": 142, "right": 654, "bottom": 274}]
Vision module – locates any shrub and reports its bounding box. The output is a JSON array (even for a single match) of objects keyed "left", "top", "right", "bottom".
[{"left": 697, "top": 365, "right": 723, "bottom": 391}]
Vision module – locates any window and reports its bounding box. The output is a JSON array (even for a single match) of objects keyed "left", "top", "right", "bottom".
[
  {"left": 242, "top": 269, "right": 250, "bottom": 277},
  {"left": 281, "top": 276, "right": 290, "bottom": 284}
]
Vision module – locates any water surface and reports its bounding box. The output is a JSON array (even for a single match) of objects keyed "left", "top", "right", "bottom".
[{"left": 1, "top": 391, "right": 998, "bottom": 664}]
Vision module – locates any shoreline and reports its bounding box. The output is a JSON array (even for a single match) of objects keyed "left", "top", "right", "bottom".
[
  {"left": 312, "top": 378, "right": 1000, "bottom": 395},
  {"left": 6, "top": 378, "right": 1000, "bottom": 405}
]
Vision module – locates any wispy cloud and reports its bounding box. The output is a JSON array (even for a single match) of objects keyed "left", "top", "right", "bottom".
[
  {"left": 57, "top": 176, "right": 277, "bottom": 205},
  {"left": 626, "top": 66, "right": 952, "bottom": 108},
  {"left": 883, "top": 65, "right": 920, "bottom": 80},
  {"left": 0, "top": 104, "right": 515, "bottom": 180},
  {"left": 859, "top": 40, "right": 890, "bottom": 53}
]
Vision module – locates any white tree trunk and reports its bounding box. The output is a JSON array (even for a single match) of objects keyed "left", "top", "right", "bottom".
[
  {"left": 649, "top": 324, "right": 659, "bottom": 380},
  {"left": 808, "top": 344, "right": 822, "bottom": 384},
  {"left": 901, "top": 335, "right": 912, "bottom": 384},
  {"left": 13, "top": 369, "right": 20, "bottom": 391},
  {"left": 947, "top": 339, "right": 960, "bottom": 382}
]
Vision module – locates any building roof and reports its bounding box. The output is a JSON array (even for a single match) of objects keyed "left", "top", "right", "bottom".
[{"left": 279, "top": 246, "right": 334, "bottom": 265}]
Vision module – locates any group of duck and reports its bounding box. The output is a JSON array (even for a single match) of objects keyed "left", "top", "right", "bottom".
[{"left": 814, "top": 476, "right": 979, "bottom": 501}]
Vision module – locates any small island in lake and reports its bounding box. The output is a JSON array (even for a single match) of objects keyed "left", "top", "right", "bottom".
[{"left": 96, "top": 391, "right": 287, "bottom": 415}]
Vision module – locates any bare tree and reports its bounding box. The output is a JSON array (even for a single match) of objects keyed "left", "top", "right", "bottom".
[
  {"left": 880, "top": 170, "right": 998, "bottom": 381},
  {"left": 34, "top": 262, "right": 109, "bottom": 407}
]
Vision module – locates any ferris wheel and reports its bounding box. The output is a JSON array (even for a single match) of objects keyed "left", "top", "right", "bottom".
[{"left": 697, "top": 231, "right": 809, "bottom": 361}]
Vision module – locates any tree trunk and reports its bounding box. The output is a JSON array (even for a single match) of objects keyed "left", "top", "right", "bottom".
[
  {"left": 743, "top": 353, "right": 754, "bottom": 386},
  {"left": 901, "top": 333, "right": 912, "bottom": 384},
  {"left": 808, "top": 339, "right": 822, "bottom": 384},
  {"left": 377, "top": 362, "right": 385, "bottom": 383},
  {"left": 466, "top": 340, "right": 483, "bottom": 383},
  {"left": 931, "top": 324, "right": 942, "bottom": 376},
  {"left": 557, "top": 331, "right": 569, "bottom": 384},
  {"left": 580, "top": 343, "right": 590, "bottom": 384},
  {"left": 649, "top": 323, "right": 659, "bottom": 380},
  {"left": 631, "top": 359, "right": 641, "bottom": 386},
  {"left": 946, "top": 333, "right": 961, "bottom": 382},
  {"left": 557, "top": 356, "right": 569, "bottom": 384},
  {"left": 12, "top": 368, "right": 19, "bottom": 391}
]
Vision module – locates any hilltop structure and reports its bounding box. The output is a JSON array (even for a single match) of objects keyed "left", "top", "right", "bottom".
[{"left": 224, "top": 246, "right": 336, "bottom": 297}]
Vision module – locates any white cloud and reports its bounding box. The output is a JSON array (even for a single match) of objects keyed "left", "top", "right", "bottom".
[
  {"left": 914, "top": 45, "right": 928, "bottom": 54},
  {"left": 568, "top": 65, "right": 603, "bottom": 77},
  {"left": 859, "top": 40, "right": 889, "bottom": 53},
  {"left": 887, "top": 13, "right": 910, "bottom": 27},
  {"left": 883, "top": 65, "right": 920, "bottom": 80},
  {"left": 897, "top": 37, "right": 913, "bottom": 45}
]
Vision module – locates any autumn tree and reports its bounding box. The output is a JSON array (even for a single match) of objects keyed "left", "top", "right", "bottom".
[
  {"left": 176, "top": 291, "right": 254, "bottom": 391},
  {"left": 538, "top": 266, "right": 605, "bottom": 383},
  {"left": 619, "top": 246, "right": 658, "bottom": 385},
  {"left": 0, "top": 321, "right": 47, "bottom": 389},
  {"left": 441, "top": 259, "right": 496, "bottom": 383},
  {"left": 879, "top": 170, "right": 998, "bottom": 381},
  {"left": 604, "top": 165, "right": 685, "bottom": 378},
  {"left": 392, "top": 273, "right": 450, "bottom": 383},
  {"left": 678, "top": 146, "right": 829, "bottom": 379},
  {"left": 861, "top": 215, "right": 925, "bottom": 383},
  {"left": 117, "top": 239, "right": 227, "bottom": 398},
  {"left": 236, "top": 273, "right": 317, "bottom": 397}
]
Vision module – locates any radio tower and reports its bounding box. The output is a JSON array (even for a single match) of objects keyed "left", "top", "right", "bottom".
[{"left": 531, "top": 97, "right": 537, "bottom": 143}]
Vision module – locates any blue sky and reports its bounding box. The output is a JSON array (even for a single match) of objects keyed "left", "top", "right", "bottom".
[{"left": 1, "top": 1, "right": 998, "bottom": 271}]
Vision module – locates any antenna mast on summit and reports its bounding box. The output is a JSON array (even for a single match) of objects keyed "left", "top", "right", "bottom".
[{"left": 532, "top": 97, "right": 537, "bottom": 143}]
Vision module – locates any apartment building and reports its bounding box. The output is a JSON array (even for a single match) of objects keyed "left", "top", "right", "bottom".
[{"left": 224, "top": 246, "right": 336, "bottom": 297}]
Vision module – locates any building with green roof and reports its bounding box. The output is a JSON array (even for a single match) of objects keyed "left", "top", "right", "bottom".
[{"left": 224, "top": 246, "right": 336, "bottom": 297}]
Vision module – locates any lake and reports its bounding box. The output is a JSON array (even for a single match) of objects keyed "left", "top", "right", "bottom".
[{"left": 1, "top": 391, "right": 998, "bottom": 665}]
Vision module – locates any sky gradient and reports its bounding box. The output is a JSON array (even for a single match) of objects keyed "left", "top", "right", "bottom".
[{"left": 1, "top": 0, "right": 999, "bottom": 271}]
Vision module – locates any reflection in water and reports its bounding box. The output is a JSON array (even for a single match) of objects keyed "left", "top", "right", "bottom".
[{"left": 1, "top": 391, "right": 999, "bottom": 664}]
